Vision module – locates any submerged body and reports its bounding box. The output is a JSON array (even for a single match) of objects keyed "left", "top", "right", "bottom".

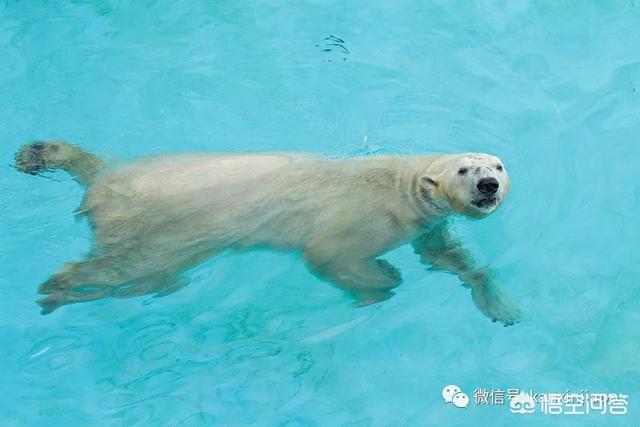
[{"left": 15, "top": 141, "right": 521, "bottom": 325}]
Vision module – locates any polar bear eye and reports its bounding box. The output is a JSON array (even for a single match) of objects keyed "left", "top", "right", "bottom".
[
  {"left": 496, "top": 165, "right": 503, "bottom": 171},
  {"left": 458, "top": 168, "right": 468, "bottom": 175}
]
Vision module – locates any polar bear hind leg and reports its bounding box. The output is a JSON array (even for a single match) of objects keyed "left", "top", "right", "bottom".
[
  {"left": 36, "top": 257, "right": 134, "bottom": 314},
  {"left": 38, "top": 258, "right": 128, "bottom": 294},
  {"left": 38, "top": 265, "right": 190, "bottom": 314},
  {"left": 14, "top": 140, "right": 104, "bottom": 186},
  {"left": 36, "top": 238, "right": 216, "bottom": 313},
  {"left": 37, "top": 288, "right": 112, "bottom": 315}
]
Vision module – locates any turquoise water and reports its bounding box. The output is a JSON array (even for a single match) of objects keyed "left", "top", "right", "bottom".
[{"left": 1, "top": 0, "right": 639, "bottom": 426}]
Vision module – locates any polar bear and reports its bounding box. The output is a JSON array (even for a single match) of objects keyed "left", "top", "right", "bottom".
[{"left": 15, "top": 141, "right": 521, "bottom": 325}]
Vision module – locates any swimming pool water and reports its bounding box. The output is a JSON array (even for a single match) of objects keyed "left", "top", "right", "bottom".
[{"left": 1, "top": 1, "right": 639, "bottom": 426}]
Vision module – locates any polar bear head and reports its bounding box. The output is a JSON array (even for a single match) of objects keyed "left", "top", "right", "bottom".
[{"left": 418, "top": 153, "right": 510, "bottom": 218}]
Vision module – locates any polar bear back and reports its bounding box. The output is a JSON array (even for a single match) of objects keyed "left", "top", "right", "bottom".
[
  {"left": 79, "top": 153, "right": 432, "bottom": 252},
  {"left": 94, "top": 153, "right": 313, "bottom": 195}
]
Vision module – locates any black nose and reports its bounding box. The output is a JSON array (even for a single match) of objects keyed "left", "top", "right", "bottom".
[{"left": 477, "top": 177, "right": 499, "bottom": 194}]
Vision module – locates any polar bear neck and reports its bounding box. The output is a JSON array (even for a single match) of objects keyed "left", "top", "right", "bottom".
[{"left": 405, "top": 156, "right": 456, "bottom": 220}]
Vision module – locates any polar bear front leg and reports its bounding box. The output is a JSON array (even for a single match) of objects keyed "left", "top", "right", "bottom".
[
  {"left": 304, "top": 249, "right": 402, "bottom": 306},
  {"left": 412, "top": 223, "right": 521, "bottom": 326},
  {"left": 467, "top": 270, "right": 521, "bottom": 326}
]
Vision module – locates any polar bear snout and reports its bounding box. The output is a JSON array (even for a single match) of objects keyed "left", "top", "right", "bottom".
[
  {"left": 476, "top": 177, "right": 499, "bottom": 195},
  {"left": 470, "top": 175, "right": 503, "bottom": 211}
]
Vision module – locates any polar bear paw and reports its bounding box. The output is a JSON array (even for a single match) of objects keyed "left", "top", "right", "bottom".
[{"left": 471, "top": 281, "right": 521, "bottom": 326}]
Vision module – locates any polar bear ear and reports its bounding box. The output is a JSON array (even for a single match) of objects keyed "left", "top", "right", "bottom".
[
  {"left": 418, "top": 175, "right": 442, "bottom": 201},
  {"left": 419, "top": 176, "right": 439, "bottom": 190}
]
